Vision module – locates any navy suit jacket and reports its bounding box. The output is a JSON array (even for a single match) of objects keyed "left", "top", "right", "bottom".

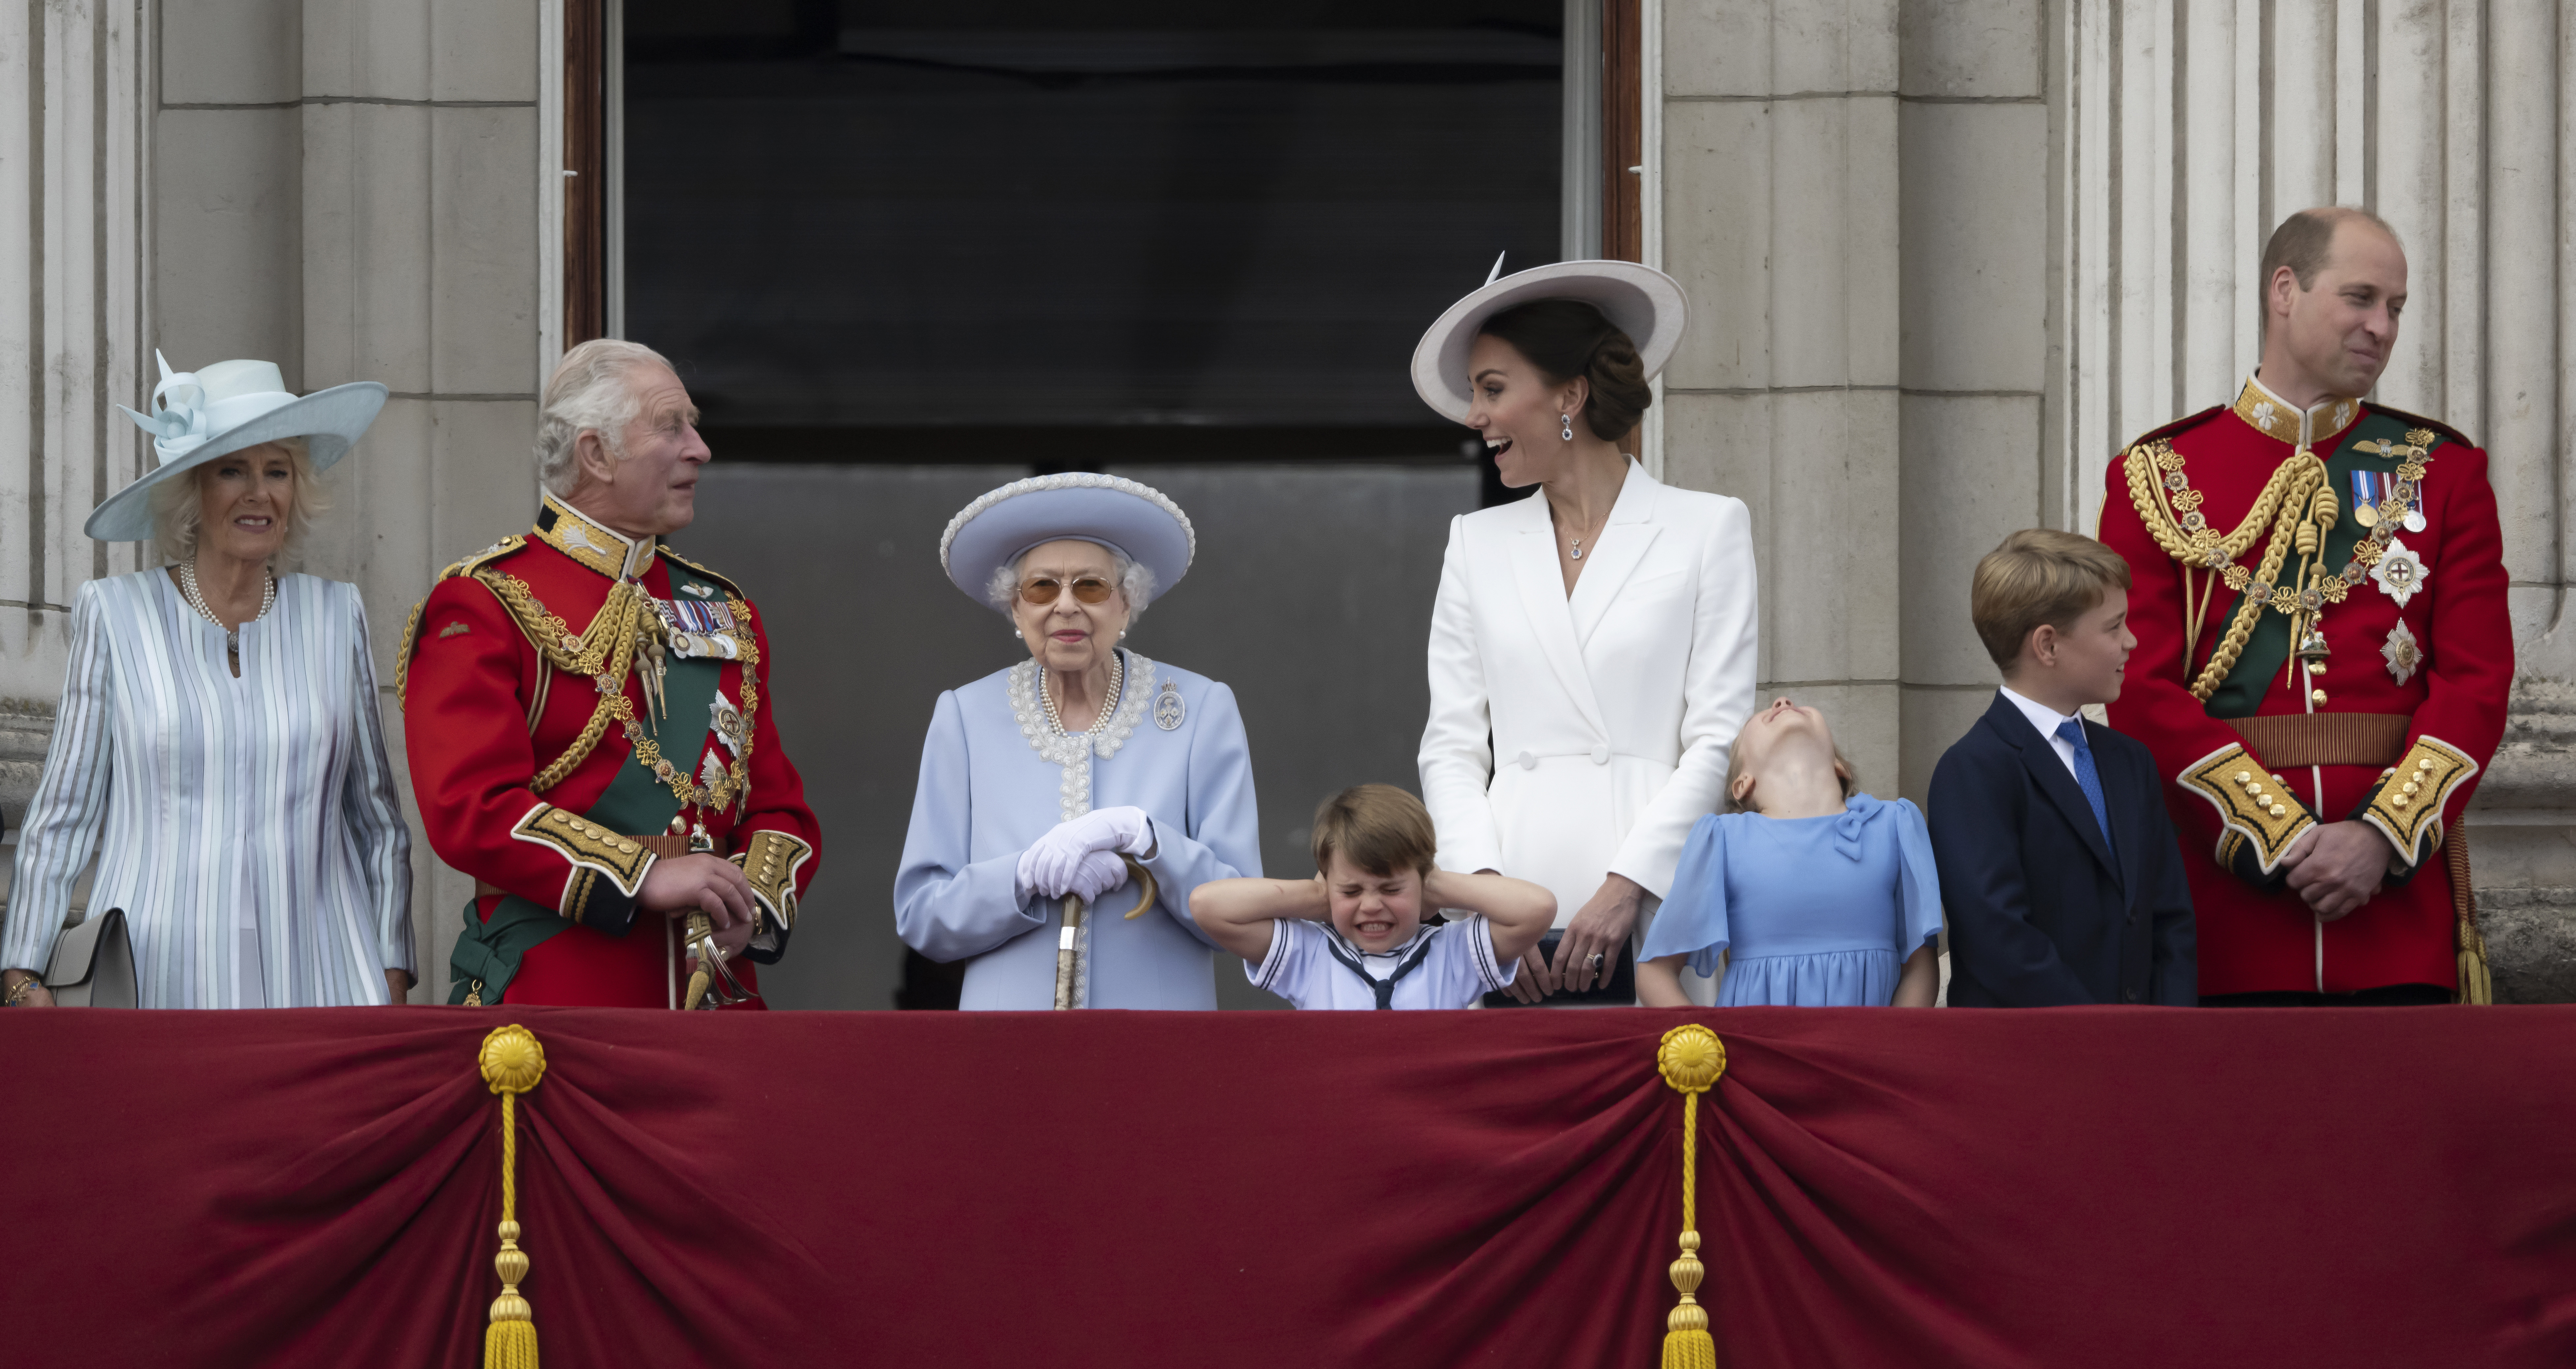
[{"left": 1927, "top": 693, "right": 2196, "bottom": 1006}]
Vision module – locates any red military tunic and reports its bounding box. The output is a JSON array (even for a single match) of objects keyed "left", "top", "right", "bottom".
[
  {"left": 2098, "top": 377, "right": 2511, "bottom": 996},
  {"left": 399, "top": 494, "right": 821, "bottom": 1007}
]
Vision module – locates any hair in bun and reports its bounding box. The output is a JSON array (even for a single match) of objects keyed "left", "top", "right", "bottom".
[{"left": 1476, "top": 299, "right": 1652, "bottom": 439}]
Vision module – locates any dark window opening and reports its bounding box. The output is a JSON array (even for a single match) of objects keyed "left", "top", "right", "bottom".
[{"left": 622, "top": 0, "right": 1563, "bottom": 468}]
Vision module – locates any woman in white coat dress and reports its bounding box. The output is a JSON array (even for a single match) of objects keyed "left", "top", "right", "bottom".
[{"left": 1415, "top": 261, "right": 1757, "bottom": 1003}]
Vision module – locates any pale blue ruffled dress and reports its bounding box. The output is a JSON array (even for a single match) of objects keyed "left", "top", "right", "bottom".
[{"left": 1638, "top": 794, "right": 1944, "bottom": 1007}]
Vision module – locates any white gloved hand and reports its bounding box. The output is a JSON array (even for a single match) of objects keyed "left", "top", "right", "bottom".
[
  {"left": 1017, "top": 848, "right": 1130, "bottom": 904},
  {"left": 1018, "top": 807, "right": 1154, "bottom": 902},
  {"left": 1067, "top": 848, "right": 1130, "bottom": 904}
]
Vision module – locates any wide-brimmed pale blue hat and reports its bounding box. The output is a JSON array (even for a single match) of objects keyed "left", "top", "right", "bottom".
[
  {"left": 85, "top": 351, "right": 388, "bottom": 542},
  {"left": 1410, "top": 256, "right": 1688, "bottom": 424},
  {"left": 939, "top": 473, "right": 1196, "bottom": 611}
]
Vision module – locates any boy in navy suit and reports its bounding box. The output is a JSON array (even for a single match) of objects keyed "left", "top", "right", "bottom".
[{"left": 1930, "top": 530, "right": 2196, "bottom": 1006}]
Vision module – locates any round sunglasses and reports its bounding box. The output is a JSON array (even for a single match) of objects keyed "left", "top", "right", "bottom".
[{"left": 1019, "top": 574, "right": 1117, "bottom": 606}]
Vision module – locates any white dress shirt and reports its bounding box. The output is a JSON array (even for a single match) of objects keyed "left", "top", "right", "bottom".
[{"left": 1998, "top": 685, "right": 2085, "bottom": 781}]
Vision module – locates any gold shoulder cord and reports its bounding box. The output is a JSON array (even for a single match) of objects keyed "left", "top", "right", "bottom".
[
  {"left": 2123, "top": 441, "right": 2329, "bottom": 701},
  {"left": 472, "top": 571, "right": 656, "bottom": 793},
  {"left": 405, "top": 549, "right": 768, "bottom": 811}
]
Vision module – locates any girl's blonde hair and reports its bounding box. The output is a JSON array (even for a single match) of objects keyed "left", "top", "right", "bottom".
[
  {"left": 149, "top": 438, "right": 329, "bottom": 564},
  {"left": 1721, "top": 730, "right": 1857, "bottom": 814}
]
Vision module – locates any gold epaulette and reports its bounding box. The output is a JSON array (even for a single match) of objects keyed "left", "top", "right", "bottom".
[
  {"left": 2362, "top": 736, "right": 2479, "bottom": 867},
  {"left": 2178, "top": 744, "right": 2317, "bottom": 877},
  {"left": 396, "top": 535, "right": 530, "bottom": 708}
]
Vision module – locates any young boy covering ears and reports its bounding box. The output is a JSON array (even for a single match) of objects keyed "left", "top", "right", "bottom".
[
  {"left": 1191, "top": 785, "right": 1555, "bottom": 1009},
  {"left": 1928, "top": 529, "right": 2198, "bottom": 1006}
]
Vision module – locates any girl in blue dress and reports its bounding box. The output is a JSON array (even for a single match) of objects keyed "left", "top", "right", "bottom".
[{"left": 1637, "top": 697, "right": 1943, "bottom": 1007}]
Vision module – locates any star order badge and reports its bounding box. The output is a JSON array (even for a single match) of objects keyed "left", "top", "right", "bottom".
[
  {"left": 2370, "top": 537, "right": 2430, "bottom": 608},
  {"left": 2383, "top": 620, "right": 2423, "bottom": 685}
]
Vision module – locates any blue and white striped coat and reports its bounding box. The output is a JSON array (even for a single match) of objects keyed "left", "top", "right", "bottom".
[{"left": 3, "top": 570, "right": 413, "bottom": 1006}]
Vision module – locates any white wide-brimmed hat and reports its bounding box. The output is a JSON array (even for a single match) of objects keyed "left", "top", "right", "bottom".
[
  {"left": 84, "top": 351, "right": 388, "bottom": 542},
  {"left": 1410, "top": 257, "right": 1689, "bottom": 423},
  {"left": 939, "top": 473, "right": 1196, "bottom": 610}
]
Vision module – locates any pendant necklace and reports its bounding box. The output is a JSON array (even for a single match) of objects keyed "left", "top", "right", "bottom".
[
  {"left": 178, "top": 561, "right": 276, "bottom": 661},
  {"left": 1562, "top": 507, "right": 1607, "bottom": 562}
]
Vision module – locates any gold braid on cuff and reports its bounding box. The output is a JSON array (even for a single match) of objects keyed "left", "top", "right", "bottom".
[
  {"left": 510, "top": 803, "right": 656, "bottom": 899},
  {"left": 731, "top": 830, "right": 814, "bottom": 931},
  {"left": 2363, "top": 736, "right": 2478, "bottom": 868},
  {"left": 2178, "top": 744, "right": 2317, "bottom": 877}
]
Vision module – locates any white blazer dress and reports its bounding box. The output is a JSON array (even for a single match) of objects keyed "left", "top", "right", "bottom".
[{"left": 1418, "top": 461, "right": 1758, "bottom": 941}]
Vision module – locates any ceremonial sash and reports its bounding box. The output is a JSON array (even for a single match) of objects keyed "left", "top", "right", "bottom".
[
  {"left": 445, "top": 558, "right": 738, "bottom": 1004},
  {"left": 2202, "top": 413, "right": 2440, "bottom": 718}
]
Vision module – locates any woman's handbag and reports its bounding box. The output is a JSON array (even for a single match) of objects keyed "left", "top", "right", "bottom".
[
  {"left": 1480, "top": 928, "right": 1636, "bottom": 1007},
  {"left": 44, "top": 907, "right": 136, "bottom": 1007}
]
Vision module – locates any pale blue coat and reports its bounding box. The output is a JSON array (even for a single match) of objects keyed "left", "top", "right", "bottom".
[{"left": 894, "top": 651, "right": 1261, "bottom": 1010}]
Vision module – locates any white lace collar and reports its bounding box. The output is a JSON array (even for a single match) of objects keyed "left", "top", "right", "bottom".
[{"left": 1006, "top": 649, "right": 1158, "bottom": 821}]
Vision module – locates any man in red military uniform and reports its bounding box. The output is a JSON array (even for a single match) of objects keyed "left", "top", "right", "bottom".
[
  {"left": 400, "top": 339, "right": 820, "bottom": 1007},
  {"left": 2099, "top": 207, "right": 2510, "bottom": 1004}
]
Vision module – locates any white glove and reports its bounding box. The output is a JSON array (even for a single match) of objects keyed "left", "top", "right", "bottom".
[
  {"left": 1066, "top": 848, "right": 1130, "bottom": 904},
  {"left": 1018, "top": 807, "right": 1154, "bottom": 903}
]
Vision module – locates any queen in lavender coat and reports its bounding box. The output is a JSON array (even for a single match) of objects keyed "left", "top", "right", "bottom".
[{"left": 894, "top": 475, "right": 1261, "bottom": 1010}]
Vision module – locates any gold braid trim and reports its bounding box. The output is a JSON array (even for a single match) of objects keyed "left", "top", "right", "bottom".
[
  {"left": 470, "top": 571, "right": 654, "bottom": 794},
  {"left": 2187, "top": 457, "right": 2325, "bottom": 702},
  {"left": 2123, "top": 440, "right": 2328, "bottom": 702},
  {"left": 395, "top": 598, "right": 427, "bottom": 708}
]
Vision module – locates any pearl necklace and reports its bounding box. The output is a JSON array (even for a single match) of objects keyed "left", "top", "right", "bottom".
[
  {"left": 1040, "top": 651, "right": 1125, "bottom": 738},
  {"left": 178, "top": 561, "right": 276, "bottom": 655}
]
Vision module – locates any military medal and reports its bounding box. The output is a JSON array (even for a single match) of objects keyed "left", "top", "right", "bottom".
[
  {"left": 2350, "top": 470, "right": 2383, "bottom": 528},
  {"left": 2370, "top": 537, "right": 2430, "bottom": 608},
  {"left": 710, "top": 688, "right": 748, "bottom": 757},
  {"left": 2383, "top": 619, "right": 2423, "bottom": 685}
]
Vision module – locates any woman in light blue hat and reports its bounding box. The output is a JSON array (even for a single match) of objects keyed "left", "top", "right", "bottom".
[
  {"left": 894, "top": 474, "right": 1262, "bottom": 1009},
  {"left": 0, "top": 354, "right": 414, "bottom": 1009}
]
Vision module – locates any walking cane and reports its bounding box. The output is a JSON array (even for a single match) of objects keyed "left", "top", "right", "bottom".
[{"left": 1053, "top": 853, "right": 1160, "bottom": 1010}]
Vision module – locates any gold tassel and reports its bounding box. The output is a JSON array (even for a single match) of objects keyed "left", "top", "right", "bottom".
[
  {"left": 1656, "top": 1024, "right": 1727, "bottom": 1369},
  {"left": 479, "top": 1025, "right": 548, "bottom": 1368},
  {"left": 2448, "top": 825, "right": 2493, "bottom": 1005},
  {"left": 2459, "top": 922, "right": 2494, "bottom": 1005}
]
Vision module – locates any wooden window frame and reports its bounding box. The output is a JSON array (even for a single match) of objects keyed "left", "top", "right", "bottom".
[
  {"left": 564, "top": 0, "right": 607, "bottom": 349},
  {"left": 1601, "top": 0, "right": 1642, "bottom": 264}
]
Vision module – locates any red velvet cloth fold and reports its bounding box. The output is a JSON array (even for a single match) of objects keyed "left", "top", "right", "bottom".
[{"left": 5, "top": 1006, "right": 2571, "bottom": 1366}]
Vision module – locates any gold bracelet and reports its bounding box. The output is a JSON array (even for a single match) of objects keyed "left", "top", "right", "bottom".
[{"left": 3, "top": 975, "right": 41, "bottom": 1006}]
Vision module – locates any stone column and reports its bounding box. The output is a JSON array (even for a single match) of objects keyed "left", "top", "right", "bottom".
[
  {"left": 1894, "top": 0, "right": 2051, "bottom": 794},
  {"left": 0, "top": 0, "right": 153, "bottom": 832},
  {"left": 1657, "top": 0, "right": 1906, "bottom": 787},
  {"left": 1, "top": 0, "right": 548, "bottom": 997},
  {"left": 2054, "top": 0, "right": 2576, "bottom": 1000}
]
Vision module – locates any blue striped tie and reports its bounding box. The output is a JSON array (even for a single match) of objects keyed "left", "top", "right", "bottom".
[{"left": 2056, "top": 718, "right": 2117, "bottom": 854}]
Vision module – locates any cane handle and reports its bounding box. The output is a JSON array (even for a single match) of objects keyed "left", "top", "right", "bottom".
[{"left": 1119, "top": 855, "right": 1159, "bottom": 919}]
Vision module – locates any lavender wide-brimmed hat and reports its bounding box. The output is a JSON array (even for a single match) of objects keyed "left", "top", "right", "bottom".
[{"left": 938, "top": 473, "right": 1196, "bottom": 611}]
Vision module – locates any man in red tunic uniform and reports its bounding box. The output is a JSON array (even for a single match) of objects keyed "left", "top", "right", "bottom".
[
  {"left": 400, "top": 340, "right": 820, "bottom": 1007},
  {"left": 2099, "top": 208, "right": 2510, "bottom": 1004}
]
